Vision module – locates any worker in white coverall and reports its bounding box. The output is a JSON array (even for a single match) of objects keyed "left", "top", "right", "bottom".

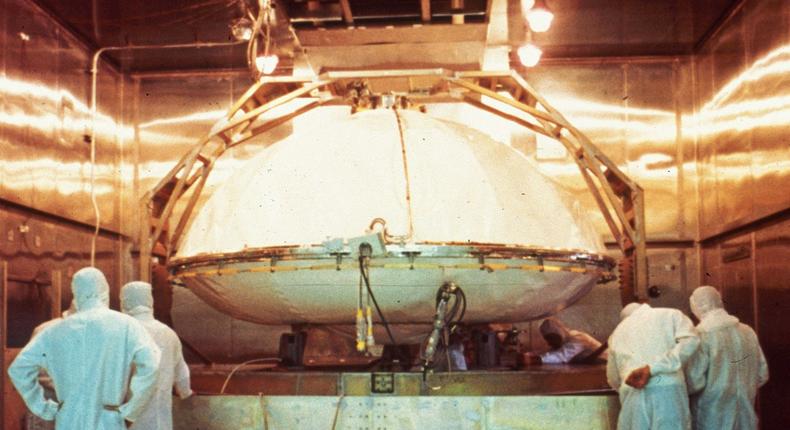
[
  {"left": 685, "top": 286, "right": 769, "bottom": 430},
  {"left": 8, "top": 267, "right": 161, "bottom": 430},
  {"left": 607, "top": 302, "right": 700, "bottom": 430},
  {"left": 121, "top": 281, "right": 192, "bottom": 430},
  {"left": 537, "top": 317, "right": 607, "bottom": 364},
  {"left": 25, "top": 300, "right": 77, "bottom": 430}
]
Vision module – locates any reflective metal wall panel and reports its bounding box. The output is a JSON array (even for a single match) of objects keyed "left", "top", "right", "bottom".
[
  {"left": 700, "top": 244, "right": 721, "bottom": 287},
  {"left": 134, "top": 74, "right": 236, "bottom": 226},
  {"left": 0, "top": 0, "right": 133, "bottom": 350},
  {"left": 695, "top": 0, "right": 790, "bottom": 237},
  {"left": 754, "top": 219, "right": 790, "bottom": 427},
  {"left": 697, "top": 0, "right": 790, "bottom": 413},
  {"left": 713, "top": 11, "right": 755, "bottom": 234},
  {"left": 0, "top": 202, "right": 123, "bottom": 345},
  {"left": 625, "top": 62, "right": 686, "bottom": 240},
  {"left": 695, "top": 51, "right": 718, "bottom": 238},
  {"left": 743, "top": 0, "right": 790, "bottom": 222},
  {"left": 0, "top": 0, "right": 127, "bottom": 234},
  {"left": 1, "top": 0, "right": 60, "bottom": 207},
  {"left": 719, "top": 233, "right": 754, "bottom": 328},
  {"left": 528, "top": 60, "right": 696, "bottom": 240},
  {"left": 676, "top": 60, "right": 699, "bottom": 240}
]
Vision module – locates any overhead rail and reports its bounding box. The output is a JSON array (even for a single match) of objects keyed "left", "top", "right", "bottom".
[{"left": 139, "top": 69, "right": 647, "bottom": 303}]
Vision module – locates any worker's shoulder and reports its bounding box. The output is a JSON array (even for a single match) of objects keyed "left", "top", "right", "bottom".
[
  {"left": 147, "top": 318, "right": 178, "bottom": 335},
  {"left": 140, "top": 318, "right": 179, "bottom": 342},
  {"left": 32, "top": 318, "right": 63, "bottom": 337},
  {"left": 52, "top": 309, "right": 144, "bottom": 337},
  {"left": 736, "top": 322, "right": 760, "bottom": 342},
  {"left": 101, "top": 309, "right": 155, "bottom": 332},
  {"left": 646, "top": 306, "right": 688, "bottom": 321},
  {"left": 646, "top": 305, "right": 677, "bottom": 314}
]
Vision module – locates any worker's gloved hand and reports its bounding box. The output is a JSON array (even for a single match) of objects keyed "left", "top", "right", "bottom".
[{"left": 625, "top": 365, "right": 651, "bottom": 389}]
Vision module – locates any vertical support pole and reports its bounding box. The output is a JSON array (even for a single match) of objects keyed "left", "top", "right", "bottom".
[
  {"left": 50, "top": 270, "right": 62, "bottom": 319},
  {"left": 139, "top": 195, "right": 152, "bottom": 283},
  {"left": 634, "top": 189, "right": 648, "bottom": 300}
]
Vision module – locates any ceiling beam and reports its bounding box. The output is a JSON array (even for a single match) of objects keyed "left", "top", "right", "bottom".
[{"left": 298, "top": 24, "right": 486, "bottom": 46}]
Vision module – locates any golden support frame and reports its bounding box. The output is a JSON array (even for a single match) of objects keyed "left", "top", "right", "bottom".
[{"left": 139, "top": 69, "right": 648, "bottom": 303}]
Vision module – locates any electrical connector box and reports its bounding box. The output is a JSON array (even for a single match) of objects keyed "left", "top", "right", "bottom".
[
  {"left": 347, "top": 232, "right": 387, "bottom": 257},
  {"left": 371, "top": 372, "right": 395, "bottom": 394}
]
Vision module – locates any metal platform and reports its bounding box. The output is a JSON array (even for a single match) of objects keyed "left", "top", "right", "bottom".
[
  {"left": 180, "top": 365, "right": 620, "bottom": 429},
  {"left": 190, "top": 365, "right": 614, "bottom": 396},
  {"left": 174, "top": 394, "right": 620, "bottom": 430}
]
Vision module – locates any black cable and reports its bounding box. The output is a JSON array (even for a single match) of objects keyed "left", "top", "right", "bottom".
[
  {"left": 422, "top": 283, "right": 467, "bottom": 370},
  {"left": 455, "top": 287, "right": 466, "bottom": 325},
  {"left": 434, "top": 284, "right": 466, "bottom": 333},
  {"left": 358, "top": 255, "right": 397, "bottom": 346}
]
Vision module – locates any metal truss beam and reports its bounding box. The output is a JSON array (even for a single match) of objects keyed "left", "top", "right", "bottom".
[{"left": 140, "top": 69, "right": 648, "bottom": 302}]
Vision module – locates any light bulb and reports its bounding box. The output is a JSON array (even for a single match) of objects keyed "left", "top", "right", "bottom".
[
  {"left": 521, "top": 0, "right": 535, "bottom": 13},
  {"left": 517, "top": 43, "right": 542, "bottom": 67},
  {"left": 527, "top": 2, "right": 553, "bottom": 32},
  {"left": 255, "top": 54, "right": 279, "bottom": 75}
]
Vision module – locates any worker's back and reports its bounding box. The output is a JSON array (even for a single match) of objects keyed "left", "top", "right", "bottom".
[
  {"left": 130, "top": 314, "right": 192, "bottom": 430},
  {"left": 11, "top": 306, "right": 160, "bottom": 430},
  {"left": 607, "top": 303, "right": 699, "bottom": 430},
  {"left": 8, "top": 267, "right": 161, "bottom": 430},
  {"left": 688, "top": 310, "right": 769, "bottom": 430},
  {"left": 609, "top": 305, "right": 691, "bottom": 387},
  {"left": 121, "top": 281, "right": 192, "bottom": 430},
  {"left": 51, "top": 309, "right": 137, "bottom": 419}
]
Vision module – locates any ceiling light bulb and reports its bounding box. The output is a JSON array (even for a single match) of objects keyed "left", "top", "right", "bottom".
[
  {"left": 255, "top": 54, "right": 279, "bottom": 75},
  {"left": 230, "top": 17, "right": 253, "bottom": 41},
  {"left": 521, "top": 0, "right": 535, "bottom": 13},
  {"left": 527, "top": 0, "right": 553, "bottom": 32},
  {"left": 517, "top": 43, "right": 542, "bottom": 67}
]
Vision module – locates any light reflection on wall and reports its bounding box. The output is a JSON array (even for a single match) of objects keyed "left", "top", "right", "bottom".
[
  {"left": 695, "top": 42, "right": 790, "bottom": 233},
  {"left": 0, "top": 75, "right": 121, "bottom": 137},
  {"left": 2, "top": 158, "right": 115, "bottom": 196},
  {"left": 692, "top": 46, "right": 790, "bottom": 139}
]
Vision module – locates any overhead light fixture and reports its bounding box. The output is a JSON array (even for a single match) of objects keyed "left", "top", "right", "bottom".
[
  {"left": 255, "top": 54, "right": 279, "bottom": 75},
  {"left": 521, "top": 0, "right": 535, "bottom": 13},
  {"left": 517, "top": 43, "right": 542, "bottom": 67},
  {"left": 527, "top": 0, "right": 553, "bottom": 33},
  {"left": 230, "top": 17, "right": 254, "bottom": 41}
]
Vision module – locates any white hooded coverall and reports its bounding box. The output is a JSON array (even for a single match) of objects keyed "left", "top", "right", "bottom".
[
  {"left": 122, "top": 281, "right": 192, "bottom": 430},
  {"left": 686, "top": 286, "right": 769, "bottom": 430},
  {"left": 607, "top": 303, "right": 700, "bottom": 430},
  {"left": 8, "top": 267, "right": 161, "bottom": 430}
]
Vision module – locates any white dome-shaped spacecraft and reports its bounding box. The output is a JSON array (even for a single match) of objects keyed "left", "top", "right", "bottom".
[{"left": 169, "top": 108, "right": 614, "bottom": 335}]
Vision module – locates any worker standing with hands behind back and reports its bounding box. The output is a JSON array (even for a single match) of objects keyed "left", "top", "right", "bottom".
[
  {"left": 607, "top": 302, "right": 699, "bottom": 430},
  {"left": 685, "top": 286, "right": 769, "bottom": 430},
  {"left": 122, "top": 281, "right": 193, "bottom": 430},
  {"left": 8, "top": 267, "right": 161, "bottom": 429}
]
